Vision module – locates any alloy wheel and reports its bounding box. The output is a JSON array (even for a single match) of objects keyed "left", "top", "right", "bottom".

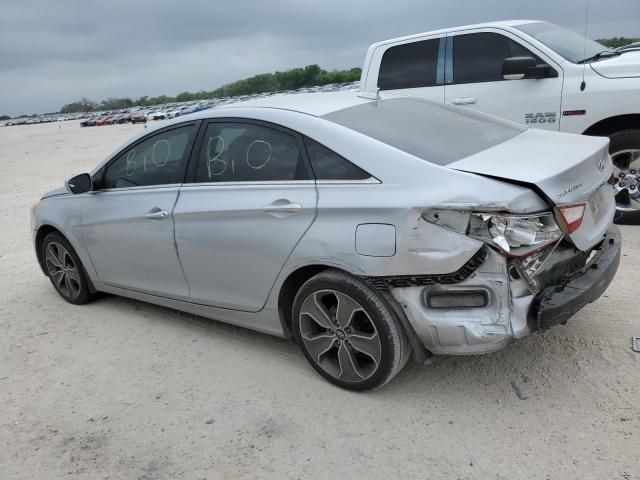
[
  {"left": 298, "top": 289, "right": 382, "bottom": 383},
  {"left": 612, "top": 149, "right": 640, "bottom": 213},
  {"left": 44, "top": 241, "right": 82, "bottom": 300}
]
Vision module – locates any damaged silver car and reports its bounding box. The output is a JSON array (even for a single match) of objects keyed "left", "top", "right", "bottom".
[{"left": 31, "top": 93, "right": 621, "bottom": 390}]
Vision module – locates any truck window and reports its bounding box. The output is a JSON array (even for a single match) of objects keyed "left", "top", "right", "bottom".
[
  {"left": 452, "top": 32, "right": 540, "bottom": 84},
  {"left": 378, "top": 38, "right": 441, "bottom": 90}
]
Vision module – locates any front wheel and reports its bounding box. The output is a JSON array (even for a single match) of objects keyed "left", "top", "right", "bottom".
[
  {"left": 292, "top": 269, "right": 410, "bottom": 390},
  {"left": 609, "top": 129, "right": 640, "bottom": 224},
  {"left": 41, "top": 232, "right": 94, "bottom": 304}
]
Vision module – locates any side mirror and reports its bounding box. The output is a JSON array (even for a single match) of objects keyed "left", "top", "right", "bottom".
[
  {"left": 65, "top": 173, "right": 93, "bottom": 194},
  {"left": 502, "top": 56, "right": 555, "bottom": 80}
]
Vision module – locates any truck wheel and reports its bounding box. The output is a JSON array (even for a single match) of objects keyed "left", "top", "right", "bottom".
[
  {"left": 292, "top": 269, "right": 410, "bottom": 390},
  {"left": 610, "top": 129, "right": 640, "bottom": 224}
]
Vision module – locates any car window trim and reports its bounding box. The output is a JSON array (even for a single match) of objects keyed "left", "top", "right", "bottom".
[
  {"left": 93, "top": 120, "right": 202, "bottom": 191},
  {"left": 185, "top": 117, "right": 315, "bottom": 184},
  {"left": 315, "top": 178, "right": 381, "bottom": 185},
  {"left": 180, "top": 180, "right": 316, "bottom": 188},
  {"left": 90, "top": 183, "right": 185, "bottom": 194},
  {"left": 445, "top": 28, "right": 559, "bottom": 86}
]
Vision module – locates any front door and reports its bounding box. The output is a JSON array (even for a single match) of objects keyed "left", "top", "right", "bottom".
[
  {"left": 82, "top": 123, "right": 199, "bottom": 298},
  {"left": 174, "top": 120, "right": 317, "bottom": 312},
  {"left": 443, "top": 30, "right": 564, "bottom": 130}
]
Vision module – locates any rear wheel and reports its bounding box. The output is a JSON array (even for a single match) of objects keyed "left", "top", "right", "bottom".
[
  {"left": 42, "top": 232, "right": 94, "bottom": 304},
  {"left": 292, "top": 269, "right": 409, "bottom": 390},
  {"left": 609, "top": 129, "right": 640, "bottom": 224}
]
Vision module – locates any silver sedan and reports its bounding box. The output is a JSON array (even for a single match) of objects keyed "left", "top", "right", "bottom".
[{"left": 31, "top": 93, "right": 621, "bottom": 390}]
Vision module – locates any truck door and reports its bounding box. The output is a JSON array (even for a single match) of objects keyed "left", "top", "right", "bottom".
[
  {"left": 443, "top": 29, "right": 563, "bottom": 130},
  {"left": 367, "top": 35, "right": 445, "bottom": 102}
]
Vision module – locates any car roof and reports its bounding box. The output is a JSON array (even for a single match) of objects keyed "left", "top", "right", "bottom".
[
  {"left": 96, "top": 92, "right": 376, "bottom": 165},
  {"left": 183, "top": 91, "right": 373, "bottom": 119},
  {"left": 162, "top": 90, "right": 375, "bottom": 121},
  {"left": 367, "top": 19, "right": 541, "bottom": 48}
]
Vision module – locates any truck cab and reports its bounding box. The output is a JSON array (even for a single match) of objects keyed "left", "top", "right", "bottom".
[{"left": 361, "top": 20, "right": 640, "bottom": 222}]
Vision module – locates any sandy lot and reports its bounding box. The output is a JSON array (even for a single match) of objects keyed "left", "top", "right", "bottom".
[{"left": 0, "top": 120, "right": 638, "bottom": 479}]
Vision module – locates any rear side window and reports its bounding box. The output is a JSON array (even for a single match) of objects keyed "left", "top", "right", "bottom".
[
  {"left": 378, "top": 38, "right": 441, "bottom": 90},
  {"left": 452, "top": 32, "right": 541, "bottom": 84},
  {"left": 193, "top": 122, "right": 309, "bottom": 182},
  {"left": 303, "top": 137, "right": 372, "bottom": 181}
]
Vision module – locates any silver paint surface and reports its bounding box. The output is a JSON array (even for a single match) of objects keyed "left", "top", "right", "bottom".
[{"left": 32, "top": 93, "right": 616, "bottom": 353}]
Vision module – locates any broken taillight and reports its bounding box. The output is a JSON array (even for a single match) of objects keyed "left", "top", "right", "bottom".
[{"left": 556, "top": 203, "right": 586, "bottom": 234}]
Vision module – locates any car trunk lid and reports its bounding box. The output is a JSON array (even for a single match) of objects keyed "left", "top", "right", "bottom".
[{"left": 447, "top": 129, "right": 615, "bottom": 250}]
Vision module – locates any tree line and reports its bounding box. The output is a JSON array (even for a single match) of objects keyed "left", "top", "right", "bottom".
[
  {"left": 596, "top": 37, "right": 639, "bottom": 48},
  {"left": 59, "top": 64, "right": 361, "bottom": 114}
]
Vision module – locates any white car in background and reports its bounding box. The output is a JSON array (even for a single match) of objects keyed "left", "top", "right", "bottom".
[{"left": 166, "top": 107, "right": 186, "bottom": 119}]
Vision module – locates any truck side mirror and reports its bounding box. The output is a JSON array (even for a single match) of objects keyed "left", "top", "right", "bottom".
[
  {"left": 65, "top": 173, "right": 93, "bottom": 194},
  {"left": 502, "top": 56, "right": 556, "bottom": 80},
  {"left": 502, "top": 56, "right": 537, "bottom": 80}
]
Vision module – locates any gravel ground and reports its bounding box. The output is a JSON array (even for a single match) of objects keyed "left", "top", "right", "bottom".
[{"left": 1, "top": 121, "right": 638, "bottom": 480}]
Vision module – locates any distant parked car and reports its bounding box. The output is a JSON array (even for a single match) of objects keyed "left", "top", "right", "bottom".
[
  {"left": 80, "top": 115, "right": 102, "bottom": 127},
  {"left": 96, "top": 114, "right": 116, "bottom": 126},
  {"left": 166, "top": 108, "right": 183, "bottom": 119},
  {"left": 148, "top": 111, "right": 167, "bottom": 120},
  {"left": 108, "top": 114, "right": 128, "bottom": 125},
  {"left": 130, "top": 112, "right": 147, "bottom": 124}
]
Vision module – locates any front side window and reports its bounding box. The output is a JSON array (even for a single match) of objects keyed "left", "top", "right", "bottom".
[
  {"left": 452, "top": 32, "right": 542, "bottom": 84},
  {"left": 100, "top": 124, "right": 198, "bottom": 189},
  {"left": 378, "top": 38, "right": 441, "bottom": 90},
  {"left": 303, "top": 137, "right": 372, "bottom": 181},
  {"left": 193, "top": 122, "right": 308, "bottom": 182}
]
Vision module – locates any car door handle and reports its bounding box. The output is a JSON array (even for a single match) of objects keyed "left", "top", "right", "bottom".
[
  {"left": 263, "top": 200, "right": 302, "bottom": 215},
  {"left": 451, "top": 97, "right": 477, "bottom": 105},
  {"left": 144, "top": 208, "right": 169, "bottom": 220}
]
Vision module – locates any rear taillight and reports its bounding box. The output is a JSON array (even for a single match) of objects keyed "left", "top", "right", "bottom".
[{"left": 556, "top": 203, "right": 586, "bottom": 233}]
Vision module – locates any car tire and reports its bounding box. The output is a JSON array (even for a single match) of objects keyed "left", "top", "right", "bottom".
[
  {"left": 609, "top": 129, "right": 640, "bottom": 224},
  {"left": 41, "top": 232, "right": 94, "bottom": 305},
  {"left": 292, "top": 269, "right": 410, "bottom": 391}
]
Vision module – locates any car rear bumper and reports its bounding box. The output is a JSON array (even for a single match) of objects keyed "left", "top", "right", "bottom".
[
  {"left": 388, "top": 226, "right": 621, "bottom": 356},
  {"left": 530, "top": 225, "right": 621, "bottom": 331}
]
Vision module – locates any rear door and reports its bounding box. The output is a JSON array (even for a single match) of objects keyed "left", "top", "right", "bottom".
[
  {"left": 174, "top": 120, "right": 317, "bottom": 312},
  {"left": 372, "top": 36, "right": 445, "bottom": 102},
  {"left": 443, "top": 29, "right": 563, "bottom": 130}
]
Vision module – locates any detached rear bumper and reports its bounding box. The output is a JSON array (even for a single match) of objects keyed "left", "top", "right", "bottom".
[{"left": 531, "top": 226, "right": 621, "bottom": 331}]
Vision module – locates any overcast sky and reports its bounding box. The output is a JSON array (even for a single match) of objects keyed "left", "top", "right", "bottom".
[{"left": 1, "top": 0, "right": 638, "bottom": 116}]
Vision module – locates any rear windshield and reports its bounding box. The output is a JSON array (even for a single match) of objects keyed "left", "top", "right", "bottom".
[{"left": 322, "top": 97, "right": 524, "bottom": 166}]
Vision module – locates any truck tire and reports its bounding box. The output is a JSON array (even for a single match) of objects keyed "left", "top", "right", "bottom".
[{"left": 609, "top": 129, "right": 640, "bottom": 225}]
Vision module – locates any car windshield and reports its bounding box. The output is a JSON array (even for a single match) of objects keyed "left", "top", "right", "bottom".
[
  {"left": 515, "top": 21, "right": 610, "bottom": 63},
  {"left": 322, "top": 97, "right": 524, "bottom": 166}
]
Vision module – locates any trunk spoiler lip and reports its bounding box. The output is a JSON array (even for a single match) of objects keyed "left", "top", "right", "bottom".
[
  {"left": 452, "top": 169, "right": 610, "bottom": 208},
  {"left": 451, "top": 169, "right": 554, "bottom": 206}
]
